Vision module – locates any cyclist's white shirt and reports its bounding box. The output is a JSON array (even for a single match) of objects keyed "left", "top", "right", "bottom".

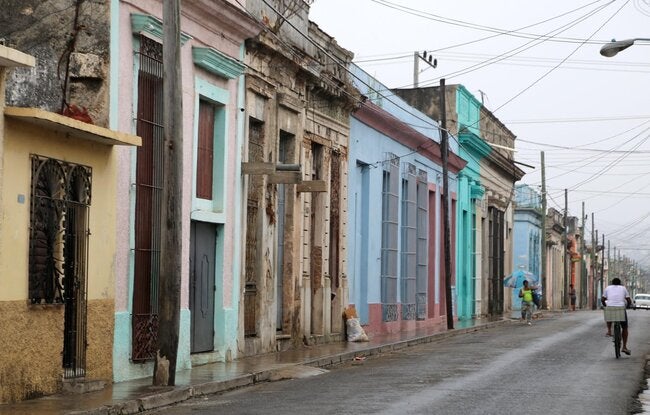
[{"left": 603, "top": 285, "right": 630, "bottom": 306}]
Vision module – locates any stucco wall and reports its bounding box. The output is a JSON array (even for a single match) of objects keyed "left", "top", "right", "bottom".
[
  {"left": 0, "top": 117, "right": 117, "bottom": 402},
  {"left": 0, "top": 301, "right": 63, "bottom": 402},
  {"left": 0, "top": 299, "right": 113, "bottom": 403},
  {"left": 348, "top": 116, "right": 452, "bottom": 334},
  {"left": 1, "top": 118, "right": 117, "bottom": 301}
]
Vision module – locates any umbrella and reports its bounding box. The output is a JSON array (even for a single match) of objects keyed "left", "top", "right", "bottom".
[{"left": 503, "top": 269, "right": 539, "bottom": 288}]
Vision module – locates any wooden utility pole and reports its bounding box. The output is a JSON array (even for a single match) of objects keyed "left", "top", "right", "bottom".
[
  {"left": 440, "top": 78, "right": 453, "bottom": 330},
  {"left": 540, "top": 152, "right": 547, "bottom": 309},
  {"left": 600, "top": 233, "right": 605, "bottom": 302},
  {"left": 580, "top": 202, "right": 586, "bottom": 308},
  {"left": 563, "top": 189, "right": 568, "bottom": 308},
  {"left": 591, "top": 214, "right": 595, "bottom": 309},
  {"left": 607, "top": 239, "right": 611, "bottom": 286},
  {"left": 155, "top": 0, "right": 183, "bottom": 386}
]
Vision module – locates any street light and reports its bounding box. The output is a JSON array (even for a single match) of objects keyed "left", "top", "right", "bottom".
[{"left": 600, "top": 38, "right": 650, "bottom": 57}]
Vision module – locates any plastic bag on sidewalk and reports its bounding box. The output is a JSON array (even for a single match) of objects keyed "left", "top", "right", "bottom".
[{"left": 346, "top": 317, "right": 369, "bottom": 342}]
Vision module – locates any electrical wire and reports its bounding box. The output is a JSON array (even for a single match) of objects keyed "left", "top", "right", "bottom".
[
  {"left": 369, "top": 0, "right": 613, "bottom": 45},
  {"left": 518, "top": 124, "right": 650, "bottom": 186},
  {"left": 356, "top": 50, "right": 650, "bottom": 70},
  {"left": 247, "top": 0, "right": 521, "bottom": 190},
  {"left": 507, "top": 114, "right": 650, "bottom": 124},
  {"left": 243, "top": 0, "right": 643, "bottom": 227},
  {"left": 568, "top": 129, "right": 650, "bottom": 190},
  {"left": 420, "top": 0, "right": 624, "bottom": 97},
  {"left": 381, "top": 0, "right": 614, "bottom": 92}
]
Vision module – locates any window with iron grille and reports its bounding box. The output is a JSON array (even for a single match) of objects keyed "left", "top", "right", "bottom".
[
  {"left": 400, "top": 163, "right": 416, "bottom": 320},
  {"left": 381, "top": 154, "right": 399, "bottom": 321},
  {"left": 29, "top": 155, "right": 91, "bottom": 379},
  {"left": 329, "top": 151, "right": 341, "bottom": 293},
  {"left": 132, "top": 35, "right": 163, "bottom": 362},
  {"left": 244, "top": 118, "right": 265, "bottom": 337},
  {"left": 28, "top": 155, "right": 91, "bottom": 304},
  {"left": 415, "top": 169, "right": 428, "bottom": 320}
]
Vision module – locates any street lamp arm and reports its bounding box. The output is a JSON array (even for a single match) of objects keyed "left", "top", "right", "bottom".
[{"left": 600, "top": 38, "right": 650, "bottom": 57}]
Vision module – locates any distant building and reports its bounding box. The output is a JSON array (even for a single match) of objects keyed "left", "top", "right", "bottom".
[{"left": 512, "top": 184, "right": 542, "bottom": 311}]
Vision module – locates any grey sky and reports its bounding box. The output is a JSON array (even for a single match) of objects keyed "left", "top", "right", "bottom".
[{"left": 310, "top": 0, "right": 650, "bottom": 266}]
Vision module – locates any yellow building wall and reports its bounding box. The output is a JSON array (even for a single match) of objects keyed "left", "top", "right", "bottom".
[{"left": 0, "top": 118, "right": 116, "bottom": 403}]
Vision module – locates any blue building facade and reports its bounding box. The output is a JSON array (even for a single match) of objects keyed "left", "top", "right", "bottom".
[
  {"left": 512, "top": 184, "right": 542, "bottom": 310},
  {"left": 347, "top": 65, "right": 466, "bottom": 334},
  {"left": 454, "top": 86, "right": 490, "bottom": 320}
]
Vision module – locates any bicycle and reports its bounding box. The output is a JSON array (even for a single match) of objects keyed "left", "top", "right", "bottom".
[{"left": 603, "top": 306, "right": 626, "bottom": 358}]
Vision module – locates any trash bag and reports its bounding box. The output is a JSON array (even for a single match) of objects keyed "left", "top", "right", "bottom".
[{"left": 346, "top": 317, "right": 369, "bottom": 342}]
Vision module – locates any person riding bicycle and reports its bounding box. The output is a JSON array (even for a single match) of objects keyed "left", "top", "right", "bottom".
[{"left": 601, "top": 277, "right": 632, "bottom": 355}]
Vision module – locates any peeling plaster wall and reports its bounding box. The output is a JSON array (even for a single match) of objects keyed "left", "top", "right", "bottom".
[
  {"left": 241, "top": 14, "right": 356, "bottom": 356},
  {"left": 0, "top": 0, "right": 111, "bottom": 126}
]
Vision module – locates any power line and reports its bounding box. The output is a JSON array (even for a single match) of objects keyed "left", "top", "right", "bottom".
[
  {"left": 386, "top": 1, "right": 614, "bottom": 90},
  {"left": 357, "top": 52, "right": 650, "bottom": 75},
  {"left": 523, "top": 126, "right": 650, "bottom": 185},
  {"left": 507, "top": 114, "right": 650, "bottom": 124},
  {"left": 369, "top": 0, "right": 614, "bottom": 45},
  {"left": 422, "top": 0, "right": 629, "bottom": 92},
  {"left": 356, "top": 50, "right": 650, "bottom": 69},
  {"left": 568, "top": 128, "right": 650, "bottom": 190},
  {"left": 245, "top": 0, "right": 521, "bottom": 189}
]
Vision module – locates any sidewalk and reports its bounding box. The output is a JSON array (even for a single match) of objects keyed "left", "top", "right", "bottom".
[{"left": 0, "top": 317, "right": 514, "bottom": 415}]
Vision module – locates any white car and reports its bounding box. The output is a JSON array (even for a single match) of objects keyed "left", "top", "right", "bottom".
[{"left": 633, "top": 294, "right": 650, "bottom": 310}]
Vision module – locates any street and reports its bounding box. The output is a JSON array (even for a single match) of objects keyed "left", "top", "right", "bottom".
[{"left": 148, "top": 310, "right": 650, "bottom": 415}]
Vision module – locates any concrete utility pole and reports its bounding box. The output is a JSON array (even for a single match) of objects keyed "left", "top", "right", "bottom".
[
  {"left": 540, "top": 152, "right": 547, "bottom": 309},
  {"left": 155, "top": 0, "right": 183, "bottom": 386},
  {"left": 440, "top": 78, "right": 453, "bottom": 330},
  {"left": 413, "top": 52, "right": 419, "bottom": 88},
  {"left": 413, "top": 51, "right": 436, "bottom": 87}
]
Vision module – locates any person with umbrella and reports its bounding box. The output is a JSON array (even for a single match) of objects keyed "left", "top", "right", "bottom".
[{"left": 519, "top": 280, "right": 536, "bottom": 325}]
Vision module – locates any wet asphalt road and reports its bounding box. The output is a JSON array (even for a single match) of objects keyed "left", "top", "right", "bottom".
[{"left": 148, "top": 310, "right": 650, "bottom": 415}]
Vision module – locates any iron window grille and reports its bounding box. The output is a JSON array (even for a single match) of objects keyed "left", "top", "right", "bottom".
[
  {"left": 132, "top": 35, "right": 164, "bottom": 362},
  {"left": 28, "top": 154, "right": 91, "bottom": 379}
]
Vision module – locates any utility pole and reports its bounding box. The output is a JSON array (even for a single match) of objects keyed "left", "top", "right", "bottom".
[
  {"left": 413, "top": 52, "right": 419, "bottom": 88},
  {"left": 440, "top": 78, "right": 453, "bottom": 330},
  {"left": 600, "top": 233, "right": 605, "bottom": 302},
  {"left": 540, "top": 152, "right": 547, "bottom": 310},
  {"left": 155, "top": 0, "right": 183, "bottom": 386},
  {"left": 591, "top": 215, "right": 595, "bottom": 309},
  {"left": 413, "top": 51, "right": 437, "bottom": 87},
  {"left": 580, "top": 202, "right": 585, "bottom": 309},
  {"left": 563, "top": 189, "right": 568, "bottom": 309},
  {"left": 603, "top": 239, "right": 616, "bottom": 280}
]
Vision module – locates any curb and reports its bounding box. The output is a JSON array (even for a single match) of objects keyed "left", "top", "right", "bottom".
[{"left": 67, "top": 319, "right": 512, "bottom": 415}]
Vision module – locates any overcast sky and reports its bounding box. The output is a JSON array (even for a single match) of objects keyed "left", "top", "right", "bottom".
[{"left": 310, "top": 0, "right": 650, "bottom": 266}]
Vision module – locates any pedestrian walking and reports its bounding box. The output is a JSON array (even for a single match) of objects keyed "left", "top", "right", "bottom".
[
  {"left": 569, "top": 284, "right": 577, "bottom": 311},
  {"left": 519, "top": 280, "right": 535, "bottom": 325}
]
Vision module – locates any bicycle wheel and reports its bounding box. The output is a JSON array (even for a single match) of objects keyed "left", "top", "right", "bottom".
[{"left": 613, "top": 322, "right": 621, "bottom": 358}]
